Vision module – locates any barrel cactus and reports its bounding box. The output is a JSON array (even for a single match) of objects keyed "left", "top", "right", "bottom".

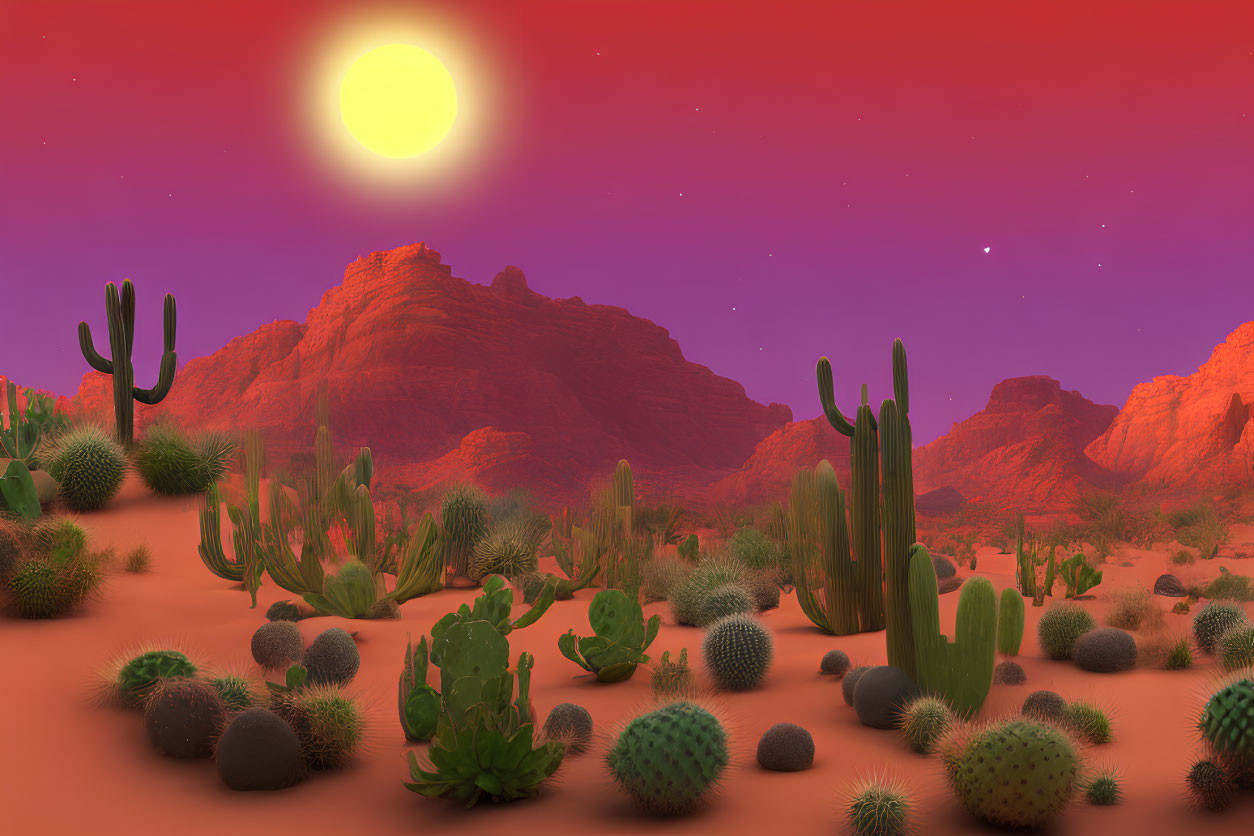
[
  {"left": 117, "top": 649, "right": 198, "bottom": 707},
  {"left": 542, "top": 703, "right": 593, "bottom": 755},
  {"left": 1218, "top": 624, "right": 1254, "bottom": 671},
  {"left": 695, "top": 584, "right": 755, "bottom": 626},
  {"left": 702, "top": 614, "right": 773, "bottom": 691},
  {"left": 1199, "top": 678, "right": 1254, "bottom": 780},
  {"left": 670, "top": 556, "right": 754, "bottom": 626},
  {"left": 273, "top": 685, "right": 364, "bottom": 770},
  {"left": 1193, "top": 601, "right": 1247, "bottom": 654},
  {"left": 47, "top": 424, "right": 126, "bottom": 511},
  {"left": 1186, "top": 758, "right": 1234, "bottom": 811},
  {"left": 899, "top": 696, "right": 953, "bottom": 754},
  {"left": 943, "top": 718, "right": 1081, "bottom": 829},
  {"left": 6, "top": 554, "right": 99, "bottom": 618},
  {"left": 607, "top": 700, "right": 728, "bottom": 814},
  {"left": 1037, "top": 601, "right": 1097, "bottom": 660},
  {"left": 846, "top": 777, "right": 912, "bottom": 836}
]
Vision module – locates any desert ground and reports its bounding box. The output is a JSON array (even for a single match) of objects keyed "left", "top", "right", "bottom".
[{"left": 3, "top": 474, "right": 1253, "bottom": 835}]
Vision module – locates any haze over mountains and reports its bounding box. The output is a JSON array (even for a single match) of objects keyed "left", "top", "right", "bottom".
[{"left": 34, "top": 242, "right": 1254, "bottom": 512}]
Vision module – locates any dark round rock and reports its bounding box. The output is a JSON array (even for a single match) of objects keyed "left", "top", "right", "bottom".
[
  {"left": 216, "top": 708, "right": 304, "bottom": 791},
  {"left": 756, "top": 722, "right": 815, "bottom": 771},
  {"left": 143, "top": 679, "right": 227, "bottom": 759},
  {"left": 852, "top": 665, "right": 920, "bottom": 729},
  {"left": 993, "top": 660, "right": 1026, "bottom": 685},
  {"left": 1072, "top": 627, "right": 1137, "bottom": 673},
  {"left": 931, "top": 553, "right": 957, "bottom": 580},
  {"left": 1021, "top": 690, "right": 1066, "bottom": 722},
  {"left": 820, "top": 649, "right": 851, "bottom": 677},
  {"left": 1153, "top": 574, "right": 1187, "bottom": 597},
  {"left": 842, "top": 665, "right": 871, "bottom": 707}
]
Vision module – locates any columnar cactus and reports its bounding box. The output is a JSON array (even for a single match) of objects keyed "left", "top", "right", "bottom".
[
  {"left": 909, "top": 544, "right": 1005, "bottom": 716},
  {"left": 78, "top": 279, "right": 177, "bottom": 446},
  {"left": 997, "top": 588, "right": 1024, "bottom": 656}
]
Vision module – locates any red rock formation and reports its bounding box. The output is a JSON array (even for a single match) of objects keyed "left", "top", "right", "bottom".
[
  {"left": 912, "top": 376, "right": 1120, "bottom": 510},
  {"left": 72, "top": 242, "right": 791, "bottom": 506},
  {"left": 1086, "top": 322, "right": 1254, "bottom": 489},
  {"left": 710, "top": 418, "right": 851, "bottom": 507}
]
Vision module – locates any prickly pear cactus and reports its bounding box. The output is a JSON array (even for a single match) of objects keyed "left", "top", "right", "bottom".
[
  {"left": 557, "top": 589, "right": 660, "bottom": 682},
  {"left": 608, "top": 701, "right": 728, "bottom": 814},
  {"left": 944, "top": 719, "right": 1079, "bottom": 829}
]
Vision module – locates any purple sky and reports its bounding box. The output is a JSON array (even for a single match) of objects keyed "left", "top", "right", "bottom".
[{"left": 2, "top": 0, "right": 1252, "bottom": 444}]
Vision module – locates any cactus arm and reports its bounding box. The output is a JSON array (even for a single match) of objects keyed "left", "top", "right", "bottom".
[
  {"left": 197, "top": 484, "right": 246, "bottom": 581},
  {"left": 512, "top": 575, "right": 557, "bottom": 629},
  {"left": 132, "top": 349, "right": 177, "bottom": 404},
  {"left": 642, "top": 614, "right": 661, "bottom": 651},
  {"left": 997, "top": 587, "right": 1025, "bottom": 656},
  {"left": 77, "top": 321, "right": 114, "bottom": 374},
  {"left": 557, "top": 631, "right": 592, "bottom": 672},
  {"left": 816, "top": 357, "right": 855, "bottom": 436},
  {"left": 892, "top": 338, "right": 909, "bottom": 414}
]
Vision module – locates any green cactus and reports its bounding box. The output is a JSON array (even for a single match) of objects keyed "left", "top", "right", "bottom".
[
  {"left": 1193, "top": 601, "right": 1248, "bottom": 654},
  {"left": 1, "top": 380, "right": 58, "bottom": 470},
  {"left": 557, "top": 589, "right": 661, "bottom": 682},
  {"left": 1199, "top": 678, "right": 1254, "bottom": 773},
  {"left": 547, "top": 521, "right": 603, "bottom": 598},
  {"left": 909, "top": 545, "right": 1002, "bottom": 717},
  {"left": 1186, "top": 758, "right": 1233, "bottom": 811},
  {"left": 117, "top": 650, "right": 198, "bottom": 707},
  {"left": 899, "top": 696, "right": 954, "bottom": 754},
  {"left": 470, "top": 516, "right": 550, "bottom": 581},
  {"left": 429, "top": 576, "right": 556, "bottom": 655},
  {"left": 1037, "top": 601, "right": 1097, "bottom": 660},
  {"left": 607, "top": 701, "right": 728, "bottom": 814},
  {"left": 6, "top": 553, "right": 99, "bottom": 618},
  {"left": 846, "top": 778, "right": 912, "bottom": 836},
  {"left": 944, "top": 719, "right": 1080, "bottom": 829},
  {"left": 651, "top": 648, "right": 693, "bottom": 699},
  {"left": 440, "top": 483, "right": 489, "bottom": 581},
  {"left": 197, "top": 430, "right": 264, "bottom": 603},
  {"left": 702, "top": 613, "right": 773, "bottom": 691},
  {"left": 1059, "top": 553, "right": 1102, "bottom": 598},
  {"left": 399, "top": 634, "right": 441, "bottom": 741},
  {"left": 77, "top": 279, "right": 177, "bottom": 446},
  {"left": 997, "top": 587, "right": 1024, "bottom": 656},
  {"left": 0, "top": 458, "right": 41, "bottom": 520},
  {"left": 47, "top": 424, "right": 126, "bottom": 511}
]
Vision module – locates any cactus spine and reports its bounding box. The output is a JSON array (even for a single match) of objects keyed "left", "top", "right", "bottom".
[
  {"left": 78, "top": 279, "right": 177, "bottom": 446},
  {"left": 909, "top": 544, "right": 1000, "bottom": 716}
]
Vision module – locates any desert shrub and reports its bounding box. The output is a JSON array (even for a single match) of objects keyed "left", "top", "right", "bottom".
[
  {"left": 37, "top": 518, "right": 88, "bottom": 560},
  {"left": 650, "top": 649, "right": 693, "bottom": 700},
  {"left": 1064, "top": 701, "right": 1113, "bottom": 744},
  {"left": 1038, "top": 602, "right": 1097, "bottom": 660},
  {"left": 45, "top": 424, "right": 126, "bottom": 511},
  {"left": 1203, "top": 571, "right": 1254, "bottom": 602},
  {"left": 846, "top": 778, "right": 912, "bottom": 836},
  {"left": 727, "top": 528, "right": 785, "bottom": 579},
  {"left": 1171, "top": 548, "right": 1196, "bottom": 566},
  {"left": 1193, "top": 601, "right": 1248, "bottom": 654},
  {"left": 133, "top": 423, "right": 235, "bottom": 496},
  {"left": 486, "top": 487, "right": 536, "bottom": 527},
  {"left": 640, "top": 554, "right": 691, "bottom": 603},
  {"left": 1104, "top": 585, "right": 1160, "bottom": 631},
  {"left": 702, "top": 614, "right": 772, "bottom": 691},
  {"left": 1169, "top": 501, "right": 1228, "bottom": 556},
  {"left": 468, "top": 516, "right": 548, "bottom": 581},
  {"left": 633, "top": 502, "right": 685, "bottom": 546},
  {"left": 1165, "top": 637, "right": 1194, "bottom": 670},
  {"left": 123, "top": 545, "right": 152, "bottom": 573}
]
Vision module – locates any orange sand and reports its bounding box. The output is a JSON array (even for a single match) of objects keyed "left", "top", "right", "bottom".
[{"left": 4, "top": 475, "right": 1254, "bottom": 835}]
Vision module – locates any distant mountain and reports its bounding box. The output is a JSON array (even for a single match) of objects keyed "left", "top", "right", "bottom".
[
  {"left": 1086, "top": 321, "right": 1254, "bottom": 490},
  {"left": 71, "top": 242, "right": 792, "bottom": 506}
]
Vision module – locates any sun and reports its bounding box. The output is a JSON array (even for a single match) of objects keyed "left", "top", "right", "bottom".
[{"left": 339, "top": 43, "right": 458, "bottom": 159}]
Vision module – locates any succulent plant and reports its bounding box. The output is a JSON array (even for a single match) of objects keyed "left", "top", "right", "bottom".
[
  {"left": 820, "top": 648, "right": 851, "bottom": 676},
  {"left": 1186, "top": 758, "right": 1233, "bottom": 811},
  {"left": 439, "top": 483, "right": 489, "bottom": 580},
  {"left": 398, "top": 634, "right": 440, "bottom": 742},
  {"left": 1219, "top": 624, "right": 1254, "bottom": 671},
  {"left": 6, "top": 553, "right": 99, "bottom": 618},
  {"left": 250, "top": 621, "right": 303, "bottom": 670},
  {"left": 469, "top": 516, "right": 549, "bottom": 581},
  {"left": 1064, "top": 701, "right": 1112, "bottom": 744},
  {"left": 756, "top": 722, "right": 814, "bottom": 771},
  {"left": 1037, "top": 601, "right": 1097, "bottom": 660},
  {"left": 273, "top": 685, "right": 364, "bottom": 770},
  {"left": 117, "top": 649, "right": 198, "bottom": 707},
  {"left": 1193, "top": 601, "right": 1248, "bottom": 654},
  {"left": 651, "top": 648, "right": 693, "bottom": 700},
  {"left": 46, "top": 425, "right": 126, "bottom": 511},
  {"left": 607, "top": 700, "right": 728, "bottom": 814},
  {"left": 1059, "top": 552, "right": 1102, "bottom": 597},
  {"left": 1072, "top": 627, "right": 1137, "bottom": 673},
  {"left": 266, "top": 600, "right": 305, "bottom": 622},
  {"left": 1084, "top": 767, "right": 1121, "bottom": 805},
  {"left": 997, "top": 587, "right": 1024, "bottom": 656},
  {"left": 943, "top": 719, "right": 1080, "bottom": 829},
  {"left": 143, "top": 679, "right": 226, "bottom": 758},
  {"left": 846, "top": 777, "right": 912, "bottom": 836},
  {"left": 670, "top": 555, "right": 754, "bottom": 627},
  {"left": 542, "top": 703, "right": 593, "bottom": 754},
  {"left": 702, "top": 614, "right": 773, "bottom": 691},
  {"left": 1021, "top": 689, "right": 1067, "bottom": 722},
  {"left": 558, "top": 589, "right": 661, "bottom": 682},
  {"left": 899, "top": 696, "right": 953, "bottom": 754},
  {"left": 302, "top": 628, "right": 359, "bottom": 687},
  {"left": 993, "top": 660, "right": 1026, "bottom": 685},
  {"left": 1199, "top": 678, "right": 1254, "bottom": 778},
  {"left": 215, "top": 708, "right": 305, "bottom": 791},
  {"left": 694, "top": 583, "right": 756, "bottom": 626},
  {"left": 210, "top": 674, "right": 257, "bottom": 710}
]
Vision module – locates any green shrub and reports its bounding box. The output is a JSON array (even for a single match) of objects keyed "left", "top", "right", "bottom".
[
  {"left": 210, "top": 674, "right": 257, "bottom": 710},
  {"left": 133, "top": 423, "right": 234, "bottom": 496},
  {"left": 1085, "top": 768, "right": 1121, "bottom": 805},
  {"left": 1171, "top": 548, "right": 1195, "bottom": 566},
  {"left": 116, "top": 649, "right": 198, "bottom": 707},
  {"left": 1202, "top": 571, "right": 1254, "bottom": 602},
  {"left": 124, "top": 545, "right": 152, "bottom": 573},
  {"left": 846, "top": 778, "right": 912, "bottom": 836},
  {"left": 46, "top": 425, "right": 126, "bottom": 511},
  {"left": 1037, "top": 602, "right": 1097, "bottom": 660},
  {"left": 607, "top": 701, "right": 727, "bottom": 814},
  {"left": 37, "top": 518, "right": 88, "bottom": 560},
  {"left": 1165, "top": 637, "right": 1193, "bottom": 670},
  {"left": 727, "top": 528, "right": 785, "bottom": 577},
  {"left": 1064, "top": 701, "right": 1112, "bottom": 744}
]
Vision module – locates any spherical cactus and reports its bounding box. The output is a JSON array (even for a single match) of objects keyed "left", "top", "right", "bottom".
[
  {"left": 133, "top": 424, "right": 233, "bottom": 496},
  {"left": 1199, "top": 678, "right": 1254, "bottom": 770},
  {"left": 846, "top": 778, "right": 912, "bottom": 836},
  {"left": 6, "top": 556, "right": 96, "bottom": 618},
  {"left": 993, "top": 660, "right": 1026, "bottom": 685},
  {"left": 1218, "top": 625, "right": 1254, "bottom": 671},
  {"left": 899, "top": 696, "right": 954, "bottom": 754},
  {"left": 250, "top": 621, "right": 303, "bottom": 670},
  {"left": 215, "top": 708, "right": 304, "bottom": 791},
  {"left": 117, "top": 649, "right": 198, "bottom": 707},
  {"left": 40, "top": 518, "right": 88, "bottom": 560},
  {"left": 302, "top": 628, "right": 359, "bottom": 686},
  {"left": 543, "top": 703, "right": 593, "bottom": 755},
  {"left": 274, "top": 686, "right": 364, "bottom": 770},
  {"left": 468, "top": 518, "right": 542, "bottom": 580},
  {"left": 702, "top": 614, "right": 773, "bottom": 691},
  {"left": 1186, "top": 758, "right": 1234, "bottom": 812},
  {"left": 756, "top": 722, "right": 814, "bottom": 771},
  {"left": 1193, "top": 601, "right": 1248, "bottom": 654},
  {"left": 1037, "top": 602, "right": 1097, "bottom": 660},
  {"left": 1064, "top": 701, "right": 1112, "bottom": 744},
  {"left": 943, "top": 719, "right": 1080, "bottom": 829},
  {"left": 0, "top": 523, "right": 23, "bottom": 580},
  {"left": 210, "top": 674, "right": 256, "bottom": 711},
  {"left": 607, "top": 700, "right": 728, "bottom": 814},
  {"left": 694, "top": 584, "right": 755, "bottom": 626},
  {"left": 1085, "top": 768, "right": 1121, "bottom": 805},
  {"left": 266, "top": 600, "right": 304, "bottom": 622},
  {"left": 143, "top": 679, "right": 227, "bottom": 758},
  {"left": 48, "top": 425, "right": 126, "bottom": 511},
  {"left": 671, "top": 557, "right": 752, "bottom": 627},
  {"left": 1021, "top": 689, "right": 1067, "bottom": 722},
  {"left": 853, "top": 666, "right": 920, "bottom": 730},
  {"left": 820, "top": 648, "right": 851, "bottom": 677},
  {"left": 1072, "top": 627, "right": 1137, "bottom": 673},
  {"left": 843, "top": 665, "right": 871, "bottom": 707}
]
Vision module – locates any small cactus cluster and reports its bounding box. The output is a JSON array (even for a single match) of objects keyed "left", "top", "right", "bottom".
[
  {"left": 1037, "top": 602, "right": 1096, "bottom": 660},
  {"left": 702, "top": 614, "right": 773, "bottom": 691},
  {"left": 2, "top": 516, "right": 102, "bottom": 619},
  {"left": 607, "top": 700, "right": 728, "bottom": 814},
  {"left": 651, "top": 648, "right": 694, "bottom": 700}
]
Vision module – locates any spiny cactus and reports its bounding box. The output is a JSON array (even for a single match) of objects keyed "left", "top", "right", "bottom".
[
  {"left": 1186, "top": 758, "right": 1233, "bottom": 811},
  {"left": 821, "top": 648, "right": 851, "bottom": 676},
  {"left": 670, "top": 555, "right": 754, "bottom": 627},
  {"left": 210, "top": 674, "right": 257, "bottom": 711},
  {"left": 651, "top": 648, "right": 693, "bottom": 699},
  {"left": 1060, "top": 552, "right": 1103, "bottom": 598},
  {"left": 695, "top": 584, "right": 755, "bottom": 625},
  {"left": 943, "top": 719, "right": 1080, "bottom": 829},
  {"left": 215, "top": 707, "right": 304, "bottom": 791},
  {"left": 1084, "top": 767, "right": 1122, "bottom": 805},
  {"left": 1022, "top": 689, "right": 1067, "bottom": 722},
  {"left": 558, "top": 588, "right": 660, "bottom": 682},
  {"left": 1199, "top": 678, "right": 1254, "bottom": 778},
  {"left": 302, "top": 628, "right": 359, "bottom": 687},
  {"left": 250, "top": 621, "right": 303, "bottom": 670},
  {"left": 1165, "top": 636, "right": 1194, "bottom": 670},
  {"left": 273, "top": 685, "right": 364, "bottom": 770},
  {"left": 1219, "top": 625, "right": 1254, "bottom": 671},
  {"left": 1193, "top": 601, "right": 1248, "bottom": 654},
  {"left": 1064, "top": 701, "right": 1113, "bottom": 744},
  {"left": 439, "top": 483, "right": 489, "bottom": 581},
  {"left": 469, "top": 516, "right": 549, "bottom": 581},
  {"left": 997, "top": 587, "right": 1024, "bottom": 656},
  {"left": 542, "top": 703, "right": 593, "bottom": 754},
  {"left": 78, "top": 278, "right": 177, "bottom": 446},
  {"left": 1037, "top": 601, "right": 1097, "bottom": 660},
  {"left": 143, "top": 679, "right": 226, "bottom": 758},
  {"left": 6, "top": 554, "right": 99, "bottom": 618},
  {"left": 607, "top": 701, "right": 728, "bottom": 814},
  {"left": 846, "top": 777, "right": 912, "bottom": 836},
  {"left": 702, "top": 614, "right": 773, "bottom": 691},
  {"left": 116, "top": 650, "right": 198, "bottom": 707},
  {"left": 47, "top": 425, "right": 126, "bottom": 511},
  {"left": 133, "top": 422, "right": 234, "bottom": 496},
  {"left": 756, "top": 722, "right": 814, "bottom": 771},
  {"left": 899, "top": 696, "right": 954, "bottom": 754}
]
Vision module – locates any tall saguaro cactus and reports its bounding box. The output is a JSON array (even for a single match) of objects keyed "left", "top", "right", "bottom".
[{"left": 78, "top": 279, "right": 177, "bottom": 445}]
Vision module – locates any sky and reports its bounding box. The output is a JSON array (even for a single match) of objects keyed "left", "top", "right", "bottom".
[{"left": 2, "top": 0, "right": 1252, "bottom": 444}]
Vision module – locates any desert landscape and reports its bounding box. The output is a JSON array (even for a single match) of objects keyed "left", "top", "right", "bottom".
[{"left": 4, "top": 2, "right": 1253, "bottom": 834}]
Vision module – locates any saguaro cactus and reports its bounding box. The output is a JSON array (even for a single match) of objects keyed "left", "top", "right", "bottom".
[
  {"left": 78, "top": 279, "right": 177, "bottom": 445},
  {"left": 786, "top": 460, "right": 861, "bottom": 634},
  {"left": 909, "top": 544, "right": 1001, "bottom": 716}
]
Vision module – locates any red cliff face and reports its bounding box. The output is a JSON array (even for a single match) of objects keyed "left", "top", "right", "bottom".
[
  {"left": 73, "top": 242, "right": 792, "bottom": 506},
  {"left": 1086, "top": 322, "right": 1254, "bottom": 490},
  {"left": 710, "top": 418, "right": 852, "bottom": 508},
  {"left": 912, "top": 376, "right": 1120, "bottom": 510}
]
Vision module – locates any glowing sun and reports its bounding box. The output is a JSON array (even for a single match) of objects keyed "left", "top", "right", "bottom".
[{"left": 339, "top": 44, "right": 458, "bottom": 158}]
